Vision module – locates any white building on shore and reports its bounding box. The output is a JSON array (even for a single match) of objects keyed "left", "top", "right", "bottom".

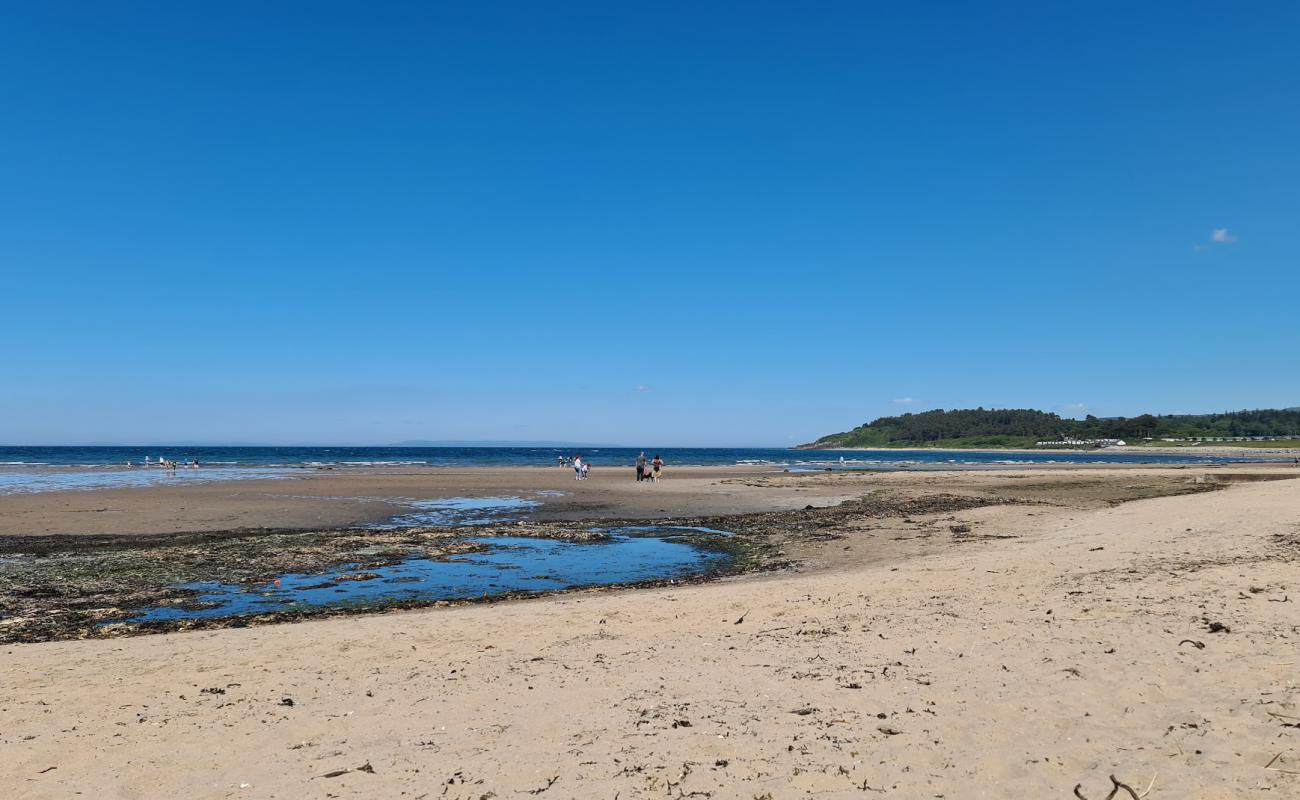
[{"left": 1034, "top": 438, "right": 1127, "bottom": 448}]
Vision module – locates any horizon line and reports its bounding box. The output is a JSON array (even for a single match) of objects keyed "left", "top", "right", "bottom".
[{"left": 0, "top": 442, "right": 793, "bottom": 449}]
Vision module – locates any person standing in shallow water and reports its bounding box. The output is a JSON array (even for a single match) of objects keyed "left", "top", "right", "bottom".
[{"left": 635, "top": 451, "right": 647, "bottom": 482}]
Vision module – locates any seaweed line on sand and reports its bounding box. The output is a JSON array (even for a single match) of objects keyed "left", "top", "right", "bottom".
[{"left": 0, "top": 489, "right": 1117, "bottom": 644}]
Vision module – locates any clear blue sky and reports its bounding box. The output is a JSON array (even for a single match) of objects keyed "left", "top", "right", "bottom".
[{"left": 2, "top": 2, "right": 1297, "bottom": 446}]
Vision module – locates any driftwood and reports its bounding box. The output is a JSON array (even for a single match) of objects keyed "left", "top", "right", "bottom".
[
  {"left": 1073, "top": 774, "right": 1140, "bottom": 800},
  {"left": 526, "top": 775, "right": 559, "bottom": 794},
  {"left": 319, "top": 761, "right": 373, "bottom": 779}
]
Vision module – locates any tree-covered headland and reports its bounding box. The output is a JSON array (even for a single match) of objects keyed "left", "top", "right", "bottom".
[{"left": 800, "top": 408, "right": 1300, "bottom": 449}]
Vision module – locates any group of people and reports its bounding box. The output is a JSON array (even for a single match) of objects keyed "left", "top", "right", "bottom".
[
  {"left": 572, "top": 455, "right": 590, "bottom": 480},
  {"left": 634, "top": 451, "right": 663, "bottom": 482},
  {"left": 127, "top": 456, "right": 200, "bottom": 474},
  {"left": 555, "top": 452, "right": 664, "bottom": 482},
  {"left": 556, "top": 454, "right": 587, "bottom": 479}
]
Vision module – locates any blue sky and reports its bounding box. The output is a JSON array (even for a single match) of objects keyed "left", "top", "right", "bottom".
[{"left": 2, "top": 2, "right": 1297, "bottom": 446}]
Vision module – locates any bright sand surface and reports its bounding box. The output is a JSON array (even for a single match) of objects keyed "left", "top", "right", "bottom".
[{"left": 3, "top": 466, "right": 1299, "bottom": 797}]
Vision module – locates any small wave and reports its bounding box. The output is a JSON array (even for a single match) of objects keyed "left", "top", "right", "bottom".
[
  {"left": 0, "top": 467, "right": 295, "bottom": 496},
  {"left": 300, "top": 460, "right": 435, "bottom": 467}
]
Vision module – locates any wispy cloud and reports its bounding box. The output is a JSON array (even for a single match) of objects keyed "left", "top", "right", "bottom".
[
  {"left": 1062, "top": 402, "right": 1089, "bottom": 417},
  {"left": 892, "top": 397, "right": 918, "bottom": 406},
  {"left": 635, "top": 384, "right": 652, "bottom": 393},
  {"left": 1193, "top": 228, "right": 1240, "bottom": 251}
]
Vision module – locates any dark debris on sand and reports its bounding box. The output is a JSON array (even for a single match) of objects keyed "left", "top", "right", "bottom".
[{"left": 0, "top": 490, "right": 1063, "bottom": 644}]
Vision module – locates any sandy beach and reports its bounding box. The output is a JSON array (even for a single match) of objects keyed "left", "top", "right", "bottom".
[
  {"left": 3, "top": 464, "right": 1299, "bottom": 798},
  {"left": 8, "top": 3, "right": 1298, "bottom": 798}
]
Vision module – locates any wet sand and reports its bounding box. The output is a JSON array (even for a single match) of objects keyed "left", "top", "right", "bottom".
[
  {"left": 1, "top": 462, "right": 1288, "bottom": 538},
  {"left": 0, "top": 465, "right": 867, "bottom": 536},
  {"left": 3, "top": 466, "right": 1299, "bottom": 797}
]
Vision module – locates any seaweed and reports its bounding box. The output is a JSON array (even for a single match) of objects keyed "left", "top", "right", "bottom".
[{"left": 0, "top": 491, "right": 1007, "bottom": 643}]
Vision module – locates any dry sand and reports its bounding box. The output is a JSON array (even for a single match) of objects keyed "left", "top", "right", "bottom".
[{"left": 2, "top": 467, "right": 1299, "bottom": 798}]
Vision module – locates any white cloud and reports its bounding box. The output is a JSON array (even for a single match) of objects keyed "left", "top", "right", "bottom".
[
  {"left": 635, "top": 384, "right": 652, "bottom": 393},
  {"left": 1062, "top": 402, "right": 1089, "bottom": 417},
  {"left": 1210, "top": 228, "right": 1238, "bottom": 244},
  {"left": 892, "top": 397, "right": 918, "bottom": 406}
]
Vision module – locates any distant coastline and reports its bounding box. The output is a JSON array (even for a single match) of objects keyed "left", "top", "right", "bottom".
[
  {"left": 802, "top": 407, "right": 1300, "bottom": 451},
  {"left": 810, "top": 444, "right": 1300, "bottom": 458}
]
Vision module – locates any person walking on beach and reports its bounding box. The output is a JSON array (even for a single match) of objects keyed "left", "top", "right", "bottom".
[
  {"left": 651, "top": 454, "right": 663, "bottom": 481},
  {"left": 635, "top": 451, "right": 647, "bottom": 482}
]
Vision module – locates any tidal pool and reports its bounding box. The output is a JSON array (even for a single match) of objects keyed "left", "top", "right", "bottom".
[
  {"left": 616, "top": 524, "right": 736, "bottom": 538},
  {"left": 129, "top": 526, "right": 732, "bottom": 623},
  {"left": 378, "top": 496, "right": 543, "bottom": 527}
]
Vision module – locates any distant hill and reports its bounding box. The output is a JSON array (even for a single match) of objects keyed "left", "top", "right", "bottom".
[
  {"left": 388, "top": 440, "right": 620, "bottom": 448},
  {"left": 800, "top": 407, "right": 1300, "bottom": 449}
]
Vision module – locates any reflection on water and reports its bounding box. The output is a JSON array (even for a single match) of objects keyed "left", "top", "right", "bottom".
[
  {"left": 379, "top": 496, "right": 543, "bottom": 527},
  {"left": 0, "top": 467, "right": 293, "bottom": 495},
  {"left": 616, "top": 524, "right": 736, "bottom": 538},
  {"left": 129, "top": 527, "right": 732, "bottom": 623}
]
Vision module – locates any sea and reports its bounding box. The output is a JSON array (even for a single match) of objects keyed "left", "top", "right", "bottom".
[{"left": 0, "top": 445, "right": 1279, "bottom": 496}]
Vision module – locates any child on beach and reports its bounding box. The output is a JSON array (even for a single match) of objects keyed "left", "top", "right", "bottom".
[{"left": 651, "top": 454, "right": 663, "bottom": 481}]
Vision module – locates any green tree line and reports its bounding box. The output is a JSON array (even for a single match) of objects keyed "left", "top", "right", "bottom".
[{"left": 803, "top": 407, "right": 1300, "bottom": 449}]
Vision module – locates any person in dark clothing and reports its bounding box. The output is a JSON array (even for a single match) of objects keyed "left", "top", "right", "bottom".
[{"left": 635, "top": 451, "right": 647, "bottom": 481}]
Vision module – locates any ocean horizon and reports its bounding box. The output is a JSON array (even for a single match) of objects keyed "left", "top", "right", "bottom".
[
  {"left": 0, "top": 444, "right": 1280, "bottom": 496},
  {"left": 0, "top": 443, "right": 1281, "bottom": 468}
]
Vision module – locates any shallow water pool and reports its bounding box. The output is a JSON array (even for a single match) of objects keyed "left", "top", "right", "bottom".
[
  {"left": 128, "top": 526, "right": 732, "bottom": 623},
  {"left": 0, "top": 467, "right": 293, "bottom": 495},
  {"left": 378, "top": 496, "right": 543, "bottom": 527}
]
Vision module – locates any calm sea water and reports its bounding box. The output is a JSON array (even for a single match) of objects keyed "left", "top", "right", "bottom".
[
  {"left": 0, "top": 445, "right": 1275, "bottom": 495},
  {"left": 0, "top": 444, "right": 1271, "bottom": 468}
]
